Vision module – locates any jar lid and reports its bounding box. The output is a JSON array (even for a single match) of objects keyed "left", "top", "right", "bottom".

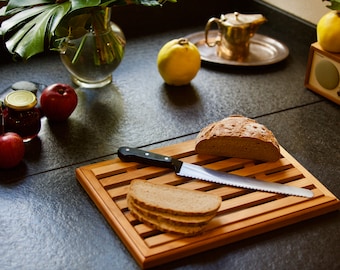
[
  {"left": 11, "top": 81, "right": 38, "bottom": 94},
  {"left": 4, "top": 90, "right": 37, "bottom": 110}
]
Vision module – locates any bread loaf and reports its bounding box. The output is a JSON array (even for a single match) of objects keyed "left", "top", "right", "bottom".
[
  {"left": 127, "top": 180, "right": 221, "bottom": 236},
  {"left": 195, "top": 115, "right": 281, "bottom": 162}
]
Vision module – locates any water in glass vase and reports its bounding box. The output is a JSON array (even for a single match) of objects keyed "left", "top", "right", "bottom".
[{"left": 59, "top": 8, "right": 125, "bottom": 88}]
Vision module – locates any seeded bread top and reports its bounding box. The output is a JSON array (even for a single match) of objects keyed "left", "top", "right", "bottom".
[{"left": 195, "top": 115, "right": 281, "bottom": 162}]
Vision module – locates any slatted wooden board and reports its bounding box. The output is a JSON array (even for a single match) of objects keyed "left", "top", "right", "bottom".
[{"left": 76, "top": 140, "right": 340, "bottom": 269}]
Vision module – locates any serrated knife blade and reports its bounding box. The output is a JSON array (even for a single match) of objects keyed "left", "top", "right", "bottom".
[{"left": 118, "top": 146, "right": 314, "bottom": 198}]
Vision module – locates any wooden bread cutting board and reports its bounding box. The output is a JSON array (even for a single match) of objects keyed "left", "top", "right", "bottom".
[{"left": 76, "top": 140, "right": 340, "bottom": 269}]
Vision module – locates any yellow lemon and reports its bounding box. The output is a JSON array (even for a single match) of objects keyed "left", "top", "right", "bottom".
[
  {"left": 317, "top": 10, "right": 340, "bottom": 52},
  {"left": 157, "top": 38, "right": 201, "bottom": 86}
]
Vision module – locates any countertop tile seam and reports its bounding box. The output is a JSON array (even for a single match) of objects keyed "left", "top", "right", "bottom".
[{"left": 252, "top": 99, "right": 325, "bottom": 120}]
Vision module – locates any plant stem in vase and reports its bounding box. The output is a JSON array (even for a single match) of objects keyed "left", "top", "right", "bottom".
[{"left": 58, "top": 7, "right": 126, "bottom": 88}]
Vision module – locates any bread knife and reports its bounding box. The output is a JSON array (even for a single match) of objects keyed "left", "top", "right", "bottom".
[{"left": 118, "top": 147, "right": 314, "bottom": 198}]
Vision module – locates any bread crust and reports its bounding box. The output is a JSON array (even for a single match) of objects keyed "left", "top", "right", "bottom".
[{"left": 195, "top": 115, "right": 281, "bottom": 162}]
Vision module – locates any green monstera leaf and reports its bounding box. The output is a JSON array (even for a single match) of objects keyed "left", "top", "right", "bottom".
[
  {"left": 0, "top": 0, "right": 174, "bottom": 60},
  {"left": 3, "top": 3, "right": 71, "bottom": 60}
]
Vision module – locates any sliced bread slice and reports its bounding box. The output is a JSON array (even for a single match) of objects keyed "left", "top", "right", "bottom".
[
  {"left": 128, "top": 180, "right": 221, "bottom": 217},
  {"left": 127, "top": 195, "right": 214, "bottom": 226},
  {"left": 127, "top": 198, "right": 208, "bottom": 236}
]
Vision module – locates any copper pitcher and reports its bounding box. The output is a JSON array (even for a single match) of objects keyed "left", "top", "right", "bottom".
[{"left": 205, "top": 12, "right": 267, "bottom": 61}]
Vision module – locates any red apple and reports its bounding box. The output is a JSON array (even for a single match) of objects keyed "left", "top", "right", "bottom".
[
  {"left": 0, "top": 132, "right": 25, "bottom": 169},
  {"left": 40, "top": 83, "right": 78, "bottom": 121}
]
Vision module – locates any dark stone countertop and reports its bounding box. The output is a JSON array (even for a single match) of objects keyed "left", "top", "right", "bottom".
[{"left": 0, "top": 1, "right": 339, "bottom": 269}]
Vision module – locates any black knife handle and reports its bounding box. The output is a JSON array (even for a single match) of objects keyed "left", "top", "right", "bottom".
[{"left": 118, "top": 146, "right": 177, "bottom": 169}]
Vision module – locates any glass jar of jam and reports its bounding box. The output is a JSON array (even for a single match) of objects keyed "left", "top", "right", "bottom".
[{"left": 3, "top": 90, "right": 41, "bottom": 142}]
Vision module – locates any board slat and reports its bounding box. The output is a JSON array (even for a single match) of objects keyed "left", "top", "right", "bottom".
[{"left": 76, "top": 140, "right": 340, "bottom": 269}]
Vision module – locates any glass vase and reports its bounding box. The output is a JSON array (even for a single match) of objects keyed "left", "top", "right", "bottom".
[{"left": 58, "top": 7, "right": 125, "bottom": 88}]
